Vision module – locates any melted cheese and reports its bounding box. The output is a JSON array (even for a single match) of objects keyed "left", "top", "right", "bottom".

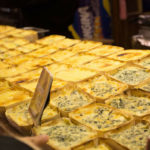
[
  {"left": 135, "top": 56, "right": 150, "bottom": 69},
  {"left": 5, "top": 55, "right": 33, "bottom": 65},
  {"left": 7, "top": 68, "right": 42, "bottom": 83},
  {"left": 0, "top": 61, "right": 10, "bottom": 69},
  {"left": 0, "top": 50, "right": 21, "bottom": 59},
  {"left": 139, "top": 81, "right": 150, "bottom": 92},
  {"left": 68, "top": 40, "right": 102, "bottom": 53},
  {"left": 106, "top": 95, "right": 150, "bottom": 117},
  {"left": 78, "top": 75, "right": 128, "bottom": 100},
  {"left": 0, "top": 65, "right": 31, "bottom": 78},
  {"left": 49, "top": 38, "right": 80, "bottom": 49},
  {"left": 33, "top": 118, "right": 96, "bottom": 150},
  {"left": 83, "top": 58, "right": 125, "bottom": 72},
  {"left": 88, "top": 45, "right": 124, "bottom": 57},
  {"left": 108, "top": 121, "right": 150, "bottom": 150},
  {"left": 20, "top": 56, "right": 53, "bottom": 70},
  {"left": 37, "top": 35, "right": 65, "bottom": 45},
  {"left": 50, "top": 86, "right": 94, "bottom": 113},
  {"left": 28, "top": 46, "right": 58, "bottom": 58},
  {"left": 46, "top": 63, "right": 69, "bottom": 74},
  {"left": 69, "top": 103, "right": 129, "bottom": 132},
  {"left": 0, "top": 37, "right": 28, "bottom": 49},
  {"left": 50, "top": 50, "right": 76, "bottom": 62},
  {"left": 6, "top": 101, "right": 58, "bottom": 126},
  {"left": 0, "top": 25, "right": 15, "bottom": 33},
  {"left": 63, "top": 53, "right": 98, "bottom": 67},
  {"left": 0, "top": 89, "right": 31, "bottom": 107},
  {"left": 75, "top": 142, "right": 112, "bottom": 150},
  {"left": 108, "top": 50, "right": 150, "bottom": 61},
  {"left": 55, "top": 67, "right": 97, "bottom": 82},
  {"left": 0, "top": 46, "right": 8, "bottom": 53},
  {"left": 109, "top": 66, "right": 150, "bottom": 86},
  {"left": 17, "top": 43, "right": 42, "bottom": 53},
  {"left": 19, "top": 79, "right": 67, "bottom": 93},
  {"left": 5, "top": 29, "right": 37, "bottom": 41},
  {"left": 0, "top": 80, "right": 10, "bottom": 91}
]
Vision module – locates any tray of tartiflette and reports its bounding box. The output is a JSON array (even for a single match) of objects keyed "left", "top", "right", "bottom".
[{"left": 1, "top": 25, "right": 150, "bottom": 149}]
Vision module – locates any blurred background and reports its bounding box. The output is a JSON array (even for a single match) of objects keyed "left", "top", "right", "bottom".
[{"left": 0, "top": 0, "right": 150, "bottom": 49}]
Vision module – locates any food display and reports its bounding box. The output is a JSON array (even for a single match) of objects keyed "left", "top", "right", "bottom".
[
  {"left": 5, "top": 100, "right": 59, "bottom": 135},
  {"left": 74, "top": 140, "right": 112, "bottom": 150},
  {"left": 33, "top": 118, "right": 97, "bottom": 150},
  {"left": 63, "top": 53, "right": 98, "bottom": 67},
  {"left": 67, "top": 40, "right": 102, "bottom": 53},
  {"left": 135, "top": 55, "right": 150, "bottom": 69},
  {"left": 106, "top": 89, "right": 150, "bottom": 117},
  {"left": 108, "top": 49, "right": 150, "bottom": 62},
  {"left": 83, "top": 58, "right": 126, "bottom": 72},
  {"left": 50, "top": 84, "right": 95, "bottom": 116},
  {"left": 69, "top": 103, "right": 132, "bottom": 132},
  {"left": 1, "top": 25, "right": 150, "bottom": 149},
  {"left": 87, "top": 45, "right": 124, "bottom": 57},
  {"left": 105, "top": 120, "right": 150, "bottom": 150},
  {"left": 77, "top": 75, "right": 128, "bottom": 102},
  {"left": 108, "top": 64, "right": 150, "bottom": 86}
]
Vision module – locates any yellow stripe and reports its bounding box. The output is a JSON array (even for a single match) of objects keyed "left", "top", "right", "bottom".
[{"left": 68, "top": 25, "right": 80, "bottom": 39}]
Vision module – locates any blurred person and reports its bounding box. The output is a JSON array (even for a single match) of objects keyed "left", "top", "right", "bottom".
[
  {"left": 0, "top": 135, "right": 49, "bottom": 150},
  {"left": 0, "top": 0, "right": 79, "bottom": 37},
  {"left": 0, "top": 122, "right": 49, "bottom": 150}
]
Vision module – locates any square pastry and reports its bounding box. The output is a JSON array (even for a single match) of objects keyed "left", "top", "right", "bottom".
[
  {"left": 32, "top": 118, "right": 97, "bottom": 150},
  {"left": 69, "top": 103, "right": 132, "bottom": 132},
  {"left": 78, "top": 75, "right": 128, "bottom": 102}
]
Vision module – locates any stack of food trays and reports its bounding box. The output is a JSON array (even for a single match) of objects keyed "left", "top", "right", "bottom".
[{"left": 1, "top": 25, "right": 150, "bottom": 149}]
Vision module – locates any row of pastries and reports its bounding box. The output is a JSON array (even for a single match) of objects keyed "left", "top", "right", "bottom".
[{"left": 1, "top": 25, "right": 150, "bottom": 150}]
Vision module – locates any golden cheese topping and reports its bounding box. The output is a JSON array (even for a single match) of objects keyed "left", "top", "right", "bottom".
[
  {"left": 20, "top": 56, "right": 53, "bottom": 70},
  {"left": 7, "top": 68, "right": 42, "bottom": 84},
  {"left": 50, "top": 85, "right": 95, "bottom": 113},
  {"left": 78, "top": 75, "right": 128, "bottom": 101},
  {"left": 68, "top": 40, "right": 102, "bottom": 53},
  {"left": 28, "top": 46, "right": 58, "bottom": 58},
  {"left": 109, "top": 66, "right": 150, "bottom": 86},
  {"left": 75, "top": 141, "right": 112, "bottom": 150},
  {"left": 19, "top": 78, "right": 67, "bottom": 93},
  {"left": 6, "top": 101, "right": 58, "bottom": 126},
  {"left": 135, "top": 56, "right": 150, "bottom": 69},
  {"left": 106, "top": 95, "right": 150, "bottom": 117},
  {"left": 0, "top": 88, "right": 31, "bottom": 107},
  {"left": 0, "top": 80, "right": 10, "bottom": 91},
  {"left": 5, "top": 29, "right": 37, "bottom": 39},
  {"left": 46, "top": 63, "right": 70, "bottom": 75},
  {"left": 0, "top": 37, "right": 28, "bottom": 49},
  {"left": 0, "top": 46, "right": 8, "bottom": 53},
  {"left": 33, "top": 118, "right": 97, "bottom": 150},
  {"left": 63, "top": 53, "right": 98, "bottom": 67},
  {"left": 55, "top": 67, "right": 97, "bottom": 82},
  {"left": 138, "top": 81, "right": 150, "bottom": 92},
  {"left": 49, "top": 38, "right": 80, "bottom": 49},
  {"left": 4, "top": 55, "right": 33, "bottom": 65},
  {"left": 108, "top": 121, "right": 150, "bottom": 150},
  {"left": 0, "top": 50, "right": 21, "bottom": 59},
  {"left": 0, "top": 65, "right": 31, "bottom": 78},
  {"left": 83, "top": 58, "right": 126, "bottom": 72},
  {"left": 19, "top": 80, "right": 38, "bottom": 93},
  {"left": 108, "top": 49, "right": 150, "bottom": 61},
  {"left": 0, "top": 61, "right": 10, "bottom": 69},
  {"left": 50, "top": 50, "right": 76, "bottom": 62},
  {"left": 17, "top": 43, "right": 42, "bottom": 53},
  {"left": 0, "top": 25, "right": 15, "bottom": 33},
  {"left": 87, "top": 45, "right": 124, "bottom": 57},
  {"left": 69, "top": 103, "right": 129, "bottom": 132},
  {"left": 36, "top": 35, "right": 65, "bottom": 45}
]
